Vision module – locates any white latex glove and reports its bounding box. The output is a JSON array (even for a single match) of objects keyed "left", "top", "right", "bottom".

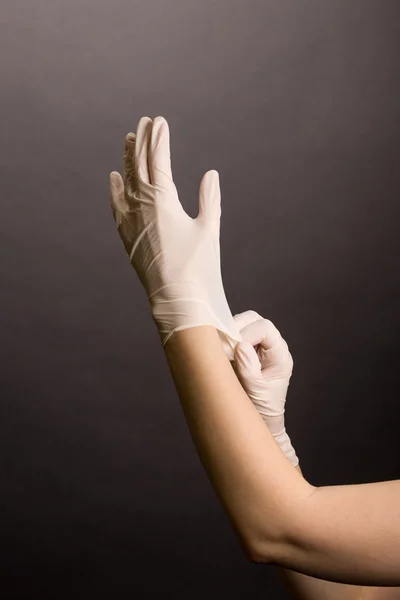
[
  {"left": 232, "top": 310, "right": 299, "bottom": 468},
  {"left": 109, "top": 116, "right": 242, "bottom": 359}
]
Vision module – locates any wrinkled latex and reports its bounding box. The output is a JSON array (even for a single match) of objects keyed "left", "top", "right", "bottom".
[
  {"left": 232, "top": 310, "right": 299, "bottom": 468},
  {"left": 109, "top": 116, "right": 242, "bottom": 359}
]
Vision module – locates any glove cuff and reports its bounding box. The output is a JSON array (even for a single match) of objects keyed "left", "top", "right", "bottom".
[
  {"left": 261, "top": 414, "right": 299, "bottom": 468},
  {"left": 273, "top": 427, "right": 299, "bottom": 468},
  {"left": 149, "top": 282, "right": 242, "bottom": 359}
]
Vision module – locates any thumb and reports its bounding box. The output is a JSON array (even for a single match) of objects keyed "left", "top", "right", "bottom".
[
  {"left": 234, "top": 342, "right": 262, "bottom": 381},
  {"left": 197, "top": 170, "right": 221, "bottom": 227}
]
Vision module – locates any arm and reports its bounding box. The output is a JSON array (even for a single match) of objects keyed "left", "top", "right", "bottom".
[
  {"left": 163, "top": 325, "right": 400, "bottom": 587},
  {"left": 276, "top": 463, "right": 362, "bottom": 600},
  {"left": 164, "top": 324, "right": 314, "bottom": 559},
  {"left": 230, "top": 314, "right": 400, "bottom": 599},
  {"left": 277, "top": 465, "right": 400, "bottom": 600},
  {"left": 278, "top": 471, "right": 400, "bottom": 587},
  {"left": 110, "top": 115, "right": 400, "bottom": 590}
]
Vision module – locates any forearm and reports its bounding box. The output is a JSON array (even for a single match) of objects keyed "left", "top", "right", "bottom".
[
  {"left": 277, "top": 464, "right": 400, "bottom": 599},
  {"left": 163, "top": 324, "right": 400, "bottom": 588},
  {"left": 166, "top": 323, "right": 360, "bottom": 599},
  {"left": 276, "top": 463, "right": 362, "bottom": 600},
  {"left": 163, "top": 325, "right": 314, "bottom": 559}
]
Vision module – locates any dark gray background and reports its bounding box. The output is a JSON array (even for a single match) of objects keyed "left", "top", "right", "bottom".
[{"left": 1, "top": 1, "right": 399, "bottom": 598}]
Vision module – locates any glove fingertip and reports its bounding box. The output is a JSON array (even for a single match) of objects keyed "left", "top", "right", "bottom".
[{"left": 110, "top": 171, "right": 123, "bottom": 191}]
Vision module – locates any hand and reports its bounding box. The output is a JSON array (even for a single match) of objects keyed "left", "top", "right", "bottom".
[
  {"left": 109, "top": 116, "right": 242, "bottom": 358},
  {"left": 232, "top": 310, "right": 299, "bottom": 468}
]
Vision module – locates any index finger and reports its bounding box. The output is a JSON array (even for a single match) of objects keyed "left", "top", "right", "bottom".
[{"left": 237, "top": 316, "right": 290, "bottom": 370}]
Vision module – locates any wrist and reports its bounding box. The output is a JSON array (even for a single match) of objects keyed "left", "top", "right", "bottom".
[
  {"left": 163, "top": 324, "right": 220, "bottom": 353},
  {"left": 149, "top": 282, "right": 236, "bottom": 347}
]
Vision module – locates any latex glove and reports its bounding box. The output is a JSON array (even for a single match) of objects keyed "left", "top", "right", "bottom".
[
  {"left": 232, "top": 310, "right": 299, "bottom": 468},
  {"left": 109, "top": 116, "right": 242, "bottom": 359}
]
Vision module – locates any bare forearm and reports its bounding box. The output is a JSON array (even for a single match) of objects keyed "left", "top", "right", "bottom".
[
  {"left": 163, "top": 325, "right": 314, "bottom": 559},
  {"left": 276, "top": 463, "right": 362, "bottom": 600},
  {"left": 280, "top": 477, "right": 400, "bottom": 586},
  {"left": 278, "top": 466, "right": 400, "bottom": 599},
  {"left": 163, "top": 325, "right": 400, "bottom": 587}
]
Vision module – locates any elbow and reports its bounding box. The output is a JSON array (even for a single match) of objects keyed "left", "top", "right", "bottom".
[
  {"left": 242, "top": 535, "right": 277, "bottom": 564},
  {"left": 246, "top": 549, "right": 271, "bottom": 564},
  {"left": 246, "top": 539, "right": 278, "bottom": 565},
  {"left": 235, "top": 529, "right": 273, "bottom": 564},
  {"left": 236, "top": 521, "right": 287, "bottom": 565},
  {"left": 242, "top": 480, "right": 318, "bottom": 566},
  {"left": 246, "top": 484, "right": 319, "bottom": 566}
]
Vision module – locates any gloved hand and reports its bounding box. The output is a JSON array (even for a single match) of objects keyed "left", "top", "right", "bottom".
[
  {"left": 232, "top": 310, "right": 299, "bottom": 468},
  {"left": 109, "top": 116, "right": 242, "bottom": 359}
]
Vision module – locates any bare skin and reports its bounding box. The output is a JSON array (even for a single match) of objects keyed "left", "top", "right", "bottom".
[
  {"left": 163, "top": 325, "right": 400, "bottom": 589},
  {"left": 276, "top": 464, "right": 400, "bottom": 599}
]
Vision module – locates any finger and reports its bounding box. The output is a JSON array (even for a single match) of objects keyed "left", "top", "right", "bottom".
[
  {"left": 149, "top": 116, "right": 175, "bottom": 192},
  {"left": 123, "top": 132, "right": 136, "bottom": 197},
  {"left": 234, "top": 342, "right": 263, "bottom": 379},
  {"left": 256, "top": 321, "right": 292, "bottom": 370},
  {"left": 109, "top": 170, "right": 127, "bottom": 215},
  {"left": 258, "top": 338, "right": 292, "bottom": 372},
  {"left": 239, "top": 319, "right": 276, "bottom": 359},
  {"left": 233, "top": 310, "right": 264, "bottom": 333},
  {"left": 198, "top": 170, "right": 221, "bottom": 229},
  {"left": 238, "top": 317, "right": 290, "bottom": 370},
  {"left": 135, "top": 116, "right": 153, "bottom": 186}
]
